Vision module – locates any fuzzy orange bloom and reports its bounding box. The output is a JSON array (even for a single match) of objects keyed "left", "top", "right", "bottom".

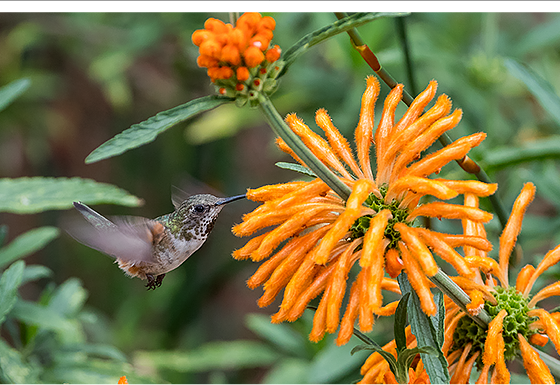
[
  {"left": 233, "top": 77, "right": 497, "bottom": 345},
  {"left": 439, "top": 182, "right": 560, "bottom": 384},
  {"left": 192, "top": 12, "right": 281, "bottom": 87}
]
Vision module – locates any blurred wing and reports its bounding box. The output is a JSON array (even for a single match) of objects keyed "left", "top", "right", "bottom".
[{"left": 67, "top": 215, "right": 162, "bottom": 263}]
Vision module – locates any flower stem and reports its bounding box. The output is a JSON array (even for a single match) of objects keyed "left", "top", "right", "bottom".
[
  {"left": 257, "top": 93, "right": 352, "bottom": 201},
  {"left": 430, "top": 270, "right": 492, "bottom": 328}
]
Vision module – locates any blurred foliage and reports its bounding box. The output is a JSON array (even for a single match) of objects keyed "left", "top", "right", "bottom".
[{"left": 0, "top": 11, "right": 559, "bottom": 383}]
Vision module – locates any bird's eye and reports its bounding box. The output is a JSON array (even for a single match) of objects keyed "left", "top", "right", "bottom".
[{"left": 193, "top": 204, "right": 206, "bottom": 213}]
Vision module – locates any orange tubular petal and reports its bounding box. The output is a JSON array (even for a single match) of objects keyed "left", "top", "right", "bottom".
[
  {"left": 465, "top": 290, "right": 485, "bottom": 316},
  {"left": 315, "top": 108, "right": 363, "bottom": 178},
  {"left": 518, "top": 334, "right": 555, "bottom": 384},
  {"left": 524, "top": 243, "right": 560, "bottom": 297},
  {"left": 437, "top": 234, "right": 492, "bottom": 252},
  {"left": 434, "top": 179, "right": 498, "bottom": 197},
  {"left": 385, "top": 247, "right": 404, "bottom": 278},
  {"left": 399, "top": 242, "right": 437, "bottom": 316},
  {"left": 499, "top": 182, "right": 536, "bottom": 281},
  {"left": 233, "top": 232, "right": 267, "bottom": 260},
  {"left": 309, "top": 285, "right": 330, "bottom": 342},
  {"left": 285, "top": 113, "right": 353, "bottom": 179},
  {"left": 449, "top": 343, "right": 472, "bottom": 384},
  {"left": 287, "top": 262, "right": 337, "bottom": 322},
  {"left": 375, "top": 84, "right": 403, "bottom": 184},
  {"left": 516, "top": 264, "right": 536, "bottom": 295},
  {"left": 382, "top": 277, "right": 401, "bottom": 294},
  {"left": 394, "top": 80, "right": 439, "bottom": 135},
  {"left": 246, "top": 180, "right": 310, "bottom": 201},
  {"left": 394, "top": 224, "right": 438, "bottom": 277},
  {"left": 529, "top": 281, "right": 560, "bottom": 308},
  {"left": 528, "top": 309, "right": 560, "bottom": 354},
  {"left": 357, "top": 75, "right": 380, "bottom": 181},
  {"left": 415, "top": 227, "right": 476, "bottom": 279},
  {"left": 382, "top": 93, "right": 451, "bottom": 181},
  {"left": 358, "top": 267, "right": 375, "bottom": 332},
  {"left": 442, "top": 311, "right": 466, "bottom": 355},
  {"left": 454, "top": 350, "right": 480, "bottom": 384},
  {"left": 373, "top": 300, "right": 399, "bottom": 316},
  {"left": 482, "top": 309, "right": 507, "bottom": 366},
  {"left": 326, "top": 240, "right": 360, "bottom": 333},
  {"left": 404, "top": 132, "right": 486, "bottom": 178},
  {"left": 529, "top": 333, "right": 549, "bottom": 347},
  {"left": 360, "top": 210, "right": 391, "bottom": 267},
  {"left": 475, "top": 363, "right": 491, "bottom": 384},
  {"left": 390, "top": 109, "right": 463, "bottom": 183},
  {"left": 276, "top": 137, "right": 306, "bottom": 165},
  {"left": 258, "top": 227, "right": 331, "bottom": 306},
  {"left": 251, "top": 205, "right": 334, "bottom": 260},
  {"left": 336, "top": 277, "right": 361, "bottom": 346},
  {"left": 465, "top": 255, "right": 506, "bottom": 286},
  {"left": 408, "top": 202, "right": 493, "bottom": 223},
  {"left": 311, "top": 179, "right": 374, "bottom": 264},
  {"left": 386, "top": 176, "right": 458, "bottom": 202},
  {"left": 452, "top": 277, "right": 497, "bottom": 305}
]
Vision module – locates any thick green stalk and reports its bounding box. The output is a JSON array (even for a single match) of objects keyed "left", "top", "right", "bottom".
[{"left": 257, "top": 93, "right": 352, "bottom": 201}]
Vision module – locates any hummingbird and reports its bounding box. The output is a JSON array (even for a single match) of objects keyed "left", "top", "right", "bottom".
[{"left": 67, "top": 193, "right": 246, "bottom": 290}]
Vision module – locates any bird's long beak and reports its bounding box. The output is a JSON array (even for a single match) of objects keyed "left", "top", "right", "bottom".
[{"left": 215, "top": 194, "right": 246, "bottom": 206}]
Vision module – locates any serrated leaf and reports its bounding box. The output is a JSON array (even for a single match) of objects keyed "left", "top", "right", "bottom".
[
  {"left": 0, "top": 227, "right": 59, "bottom": 269},
  {"left": 0, "top": 177, "right": 143, "bottom": 213},
  {"left": 431, "top": 291, "right": 445, "bottom": 348},
  {"left": 279, "top": 12, "right": 408, "bottom": 77},
  {"left": 505, "top": 58, "right": 560, "bottom": 127},
  {"left": 21, "top": 265, "right": 53, "bottom": 285},
  {"left": 398, "top": 273, "right": 450, "bottom": 384},
  {"left": 0, "top": 78, "right": 31, "bottom": 113},
  {"left": 0, "top": 260, "right": 25, "bottom": 325},
  {"left": 85, "top": 95, "right": 234, "bottom": 163},
  {"left": 134, "top": 340, "right": 279, "bottom": 373}
]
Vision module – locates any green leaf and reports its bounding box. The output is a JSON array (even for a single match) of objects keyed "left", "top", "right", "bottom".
[
  {"left": 134, "top": 340, "right": 279, "bottom": 373},
  {"left": 0, "top": 227, "right": 59, "bottom": 269},
  {"left": 21, "top": 265, "right": 53, "bottom": 285},
  {"left": 62, "top": 343, "right": 127, "bottom": 362},
  {"left": 10, "top": 300, "right": 74, "bottom": 332},
  {"left": 0, "top": 260, "right": 25, "bottom": 325},
  {"left": 85, "top": 95, "right": 234, "bottom": 163},
  {"left": 0, "top": 78, "right": 31, "bottom": 113},
  {"left": 48, "top": 278, "right": 88, "bottom": 317},
  {"left": 398, "top": 273, "right": 450, "bottom": 384},
  {"left": 431, "top": 291, "right": 445, "bottom": 348},
  {"left": 308, "top": 338, "right": 370, "bottom": 383},
  {"left": 0, "top": 339, "right": 38, "bottom": 383},
  {"left": 505, "top": 58, "right": 560, "bottom": 127},
  {"left": 483, "top": 136, "right": 560, "bottom": 170},
  {"left": 275, "top": 162, "right": 317, "bottom": 177},
  {"left": 394, "top": 292, "right": 410, "bottom": 353},
  {"left": 245, "top": 313, "right": 307, "bottom": 357},
  {"left": 262, "top": 358, "right": 310, "bottom": 384},
  {"left": 0, "top": 225, "right": 8, "bottom": 247},
  {"left": 351, "top": 344, "right": 397, "bottom": 372},
  {"left": 279, "top": 12, "right": 407, "bottom": 77},
  {"left": 0, "top": 177, "right": 143, "bottom": 213}
]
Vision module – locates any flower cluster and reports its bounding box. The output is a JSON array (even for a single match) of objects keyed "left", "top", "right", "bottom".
[
  {"left": 192, "top": 12, "right": 282, "bottom": 105},
  {"left": 233, "top": 76, "right": 497, "bottom": 344},
  {"left": 360, "top": 183, "right": 560, "bottom": 384}
]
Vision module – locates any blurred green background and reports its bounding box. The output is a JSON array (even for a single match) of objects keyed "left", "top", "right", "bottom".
[{"left": 1, "top": 12, "right": 560, "bottom": 383}]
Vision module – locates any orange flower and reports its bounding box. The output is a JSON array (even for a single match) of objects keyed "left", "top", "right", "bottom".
[
  {"left": 233, "top": 77, "right": 497, "bottom": 344},
  {"left": 192, "top": 13, "right": 282, "bottom": 101},
  {"left": 117, "top": 376, "right": 128, "bottom": 384},
  {"left": 440, "top": 182, "right": 560, "bottom": 384}
]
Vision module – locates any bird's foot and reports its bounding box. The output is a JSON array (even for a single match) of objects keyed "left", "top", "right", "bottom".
[{"left": 145, "top": 273, "right": 165, "bottom": 290}]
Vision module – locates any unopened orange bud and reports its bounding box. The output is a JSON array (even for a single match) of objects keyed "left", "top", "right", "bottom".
[
  {"left": 236, "top": 83, "right": 245, "bottom": 91},
  {"left": 221, "top": 44, "right": 241, "bottom": 65},
  {"left": 250, "top": 34, "right": 270, "bottom": 51},
  {"left": 199, "top": 39, "right": 222, "bottom": 58},
  {"left": 192, "top": 29, "right": 213, "bottom": 46},
  {"left": 244, "top": 46, "right": 265, "bottom": 67},
  {"left": 266, "top": 45, "right": 281, "bottom": 62},
  {"left": 218, "top": 87, "right": 227, "bottom": 95},
  {"left": 217, "top": 66, "right": 234, "bottom": 80},
  {"left": 258, "top": 16, "right": 276, "bottom": 31},
  {"left": 229, "top": 28, "right": 248, "bottom": 51},
  {"left": 253, "top": 79, "right": 261, "bottom": 87},
  {"left": 236, "top": 66, "right": 250, "bottom": 81},
  {"left": 207, "top": 67, "right": 220, "bottom": 80},
  {"left": 237, "top": 12, "right": 262, "bottom": 33},
  {"left": 196, "top": 55, "right": 219, "bottom": 68},
  {"left": 204, "top": 18, "right": 229, "bottom": 34}
]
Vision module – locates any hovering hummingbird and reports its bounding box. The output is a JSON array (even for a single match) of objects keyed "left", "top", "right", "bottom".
[{"left": 68, "top": 193, "right": 245, "bottom": 290}]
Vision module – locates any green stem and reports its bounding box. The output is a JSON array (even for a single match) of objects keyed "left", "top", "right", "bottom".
[
  {"left": 257, "top": 93, "right": 352, "bottom": 201},
  {"left": 430, "top": 270, "right": 492, "bottom": 328}
]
